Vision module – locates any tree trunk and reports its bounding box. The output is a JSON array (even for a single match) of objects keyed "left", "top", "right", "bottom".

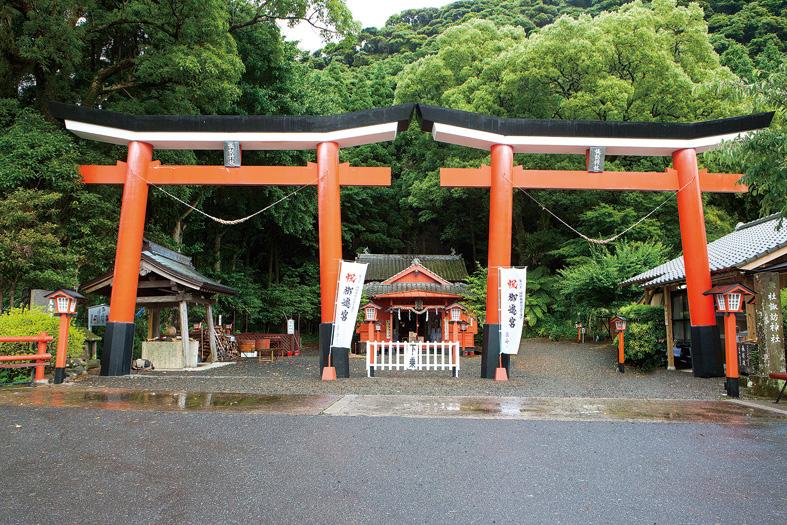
[
  {"left": 268, "top": 248, "right": 274, "bottom": 287},
  {"left": 8, "top": 281, "right": 16, "bottom": 310},
  {"left": 172, "top": 197, "right": 199, "bottom": 244},
  {"left": 213, "top": 231, "right": 225, "bottom": 273}
]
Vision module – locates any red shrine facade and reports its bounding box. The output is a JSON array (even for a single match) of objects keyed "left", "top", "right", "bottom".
[{"left": 355, "top": 254, "right": 478, "bottom": 353}]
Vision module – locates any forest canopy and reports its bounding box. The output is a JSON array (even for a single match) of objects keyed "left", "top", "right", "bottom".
[{"left": 0, "top": 0, "right": 784, "bottom": 333}]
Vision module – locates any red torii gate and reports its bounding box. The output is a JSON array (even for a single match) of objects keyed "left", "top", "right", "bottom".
[
  {"left": 52, "top": 102, "right": 414, "bottom": 377},
  {"left": 53, "top": 102, "right": 772, "bottom": 380},
  {"left": 419, "top": 105, "right": 773, "bottom": 379}
]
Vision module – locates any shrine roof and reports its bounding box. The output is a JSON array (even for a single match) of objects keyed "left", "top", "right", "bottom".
[
  {"left": 623, "top": 214, "right": 787, "bottom": 288},
  {"left": 80, "top": 240, "right": 237, "bottom": 296},
  {"left": 364, "top": 282, "right": 467, "bottom": 297},
  {"left": 49, "top": 102, "right": 415, "bottom": 150},
  {"left": 357, "top": 253, "right": 470, "bottom": 282},
  {"left": 418, "top": 105, "right": 773, "bottom": 156}
]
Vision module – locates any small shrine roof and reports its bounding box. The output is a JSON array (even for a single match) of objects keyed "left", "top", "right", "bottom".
[
  {"left": 358, "top": 253, "right": 469, "bottom": 282},
  {"left": 364, "top": 282, "right": 467, "bottom": 297},
  {"left": 80, "top": 240, "right": 237, "bottom": 296}
]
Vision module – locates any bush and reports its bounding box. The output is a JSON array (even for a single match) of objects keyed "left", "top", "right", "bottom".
[
  {"left": 0, "top": 307, "right": 86, "bottom": 364},
  {"left": 617, "top": 304, "right": 665, "bottom": 371},
  {"left": 535, "top": 314, "right": 577, "bottom": 341}
]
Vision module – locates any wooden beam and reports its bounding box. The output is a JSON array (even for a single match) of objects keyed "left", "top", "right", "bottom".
[
  {"left": 137, "top": 280, "right": 175, "bottom": 289},
  {"left": 135, "top": 293, "right": 212, "bottom": 305},
  {"left": 80, "top": 161, "right": 391, "bottom": 186},
  {"left": 440, "top": 166, "right": 747, "bottom": 193},
  {"left": 663, "top": 286, "right": 675, "bottom": 371},
  {"left": 179, "top": 300, "right": 190, "bottom": 366}
]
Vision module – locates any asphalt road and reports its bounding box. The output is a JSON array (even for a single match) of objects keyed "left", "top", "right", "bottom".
[{"left": 2, "top": 407, "right": 785, "bottom": 524}]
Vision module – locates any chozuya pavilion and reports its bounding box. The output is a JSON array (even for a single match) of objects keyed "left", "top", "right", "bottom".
[{"left": 51, "top": 101, "right": 772, "bottom": 379}]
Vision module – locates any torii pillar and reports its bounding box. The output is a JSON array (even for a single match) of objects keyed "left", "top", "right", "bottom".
[
  {"left": 673, "top": 148, "right": 723, "bottom": 377},
  {"left": 480, "top": 145, "right": 514, "bottom": 378},
  {"left": 317, "top": 141, "right": 348, "bottom": 377}
]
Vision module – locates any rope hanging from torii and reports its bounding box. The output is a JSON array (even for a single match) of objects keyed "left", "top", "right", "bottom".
[
  {"left": 512, "top": 172, "right": 698, "bottom": 245},
  {"left": 139, "top": 170, "right": 316, "bottom": 226}
]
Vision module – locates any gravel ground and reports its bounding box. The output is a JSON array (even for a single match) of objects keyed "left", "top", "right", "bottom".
[{"left": 78, "top": 338, "right": 726, "bottom": 399}]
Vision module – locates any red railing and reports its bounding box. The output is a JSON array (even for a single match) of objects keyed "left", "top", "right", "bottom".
[{"left": 0, "top": 333, "right": 54, "bottom": 383}]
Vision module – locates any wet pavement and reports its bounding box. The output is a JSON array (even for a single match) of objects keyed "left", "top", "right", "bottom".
[
  {"left": 1, "top": 385, "right": 785, "bottom": 424},
  {"left": 1, "top": 402, "right": 785, "bottom": 524},
  {"left": 75, "top": 339, "right": 728, "bottom": 400}
]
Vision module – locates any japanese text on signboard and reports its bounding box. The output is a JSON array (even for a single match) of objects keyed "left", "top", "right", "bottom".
[
  {"left": 499, "top": 267, "right": 527, "bottom": 355},
  {"left": 331, "top": 261, "right": 368, "bottom": 349}
]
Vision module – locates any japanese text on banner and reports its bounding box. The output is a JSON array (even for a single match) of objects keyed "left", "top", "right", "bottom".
[
  {"left": 331, "top": 261, "right": 368, "bottom": 349},
  {"left": 499, "top": 267, "right": 527, "bottom": 355}
]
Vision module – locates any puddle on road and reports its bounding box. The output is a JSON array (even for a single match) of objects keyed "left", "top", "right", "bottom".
[
  {"left": 0, "top": 387, "right": 339, "bottom": 415},
  {"left": 1, "top": 387, "right": 784, "bottom": 423},
  {"left": 324, "top": 395, "right": 787, "bottom": 423}
]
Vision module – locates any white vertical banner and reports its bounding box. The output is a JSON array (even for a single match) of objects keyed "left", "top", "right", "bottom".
[
  {"left": 331, "top": 261, "right": 368, "bottom": 349},
  {"left": 499, "top": 267, "right": 527, "bottom": 355}
]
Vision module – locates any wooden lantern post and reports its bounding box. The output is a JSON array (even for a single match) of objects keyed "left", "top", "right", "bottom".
[
  {"left": 704, "top": 284, "right": 755, "bottom": 398},
  {"left": 45, "top": 289, "right": 84, "bottom": 384}
]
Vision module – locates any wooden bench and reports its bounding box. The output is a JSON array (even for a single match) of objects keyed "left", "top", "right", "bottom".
[{"left": 768, "top": 372, "right": 787, "bottom": 403}]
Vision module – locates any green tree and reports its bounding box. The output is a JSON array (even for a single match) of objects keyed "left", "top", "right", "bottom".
[
  {"left": 0, "top": 190, "right": 78, "bottom": 310},
  {"left": 556, "top": 242, "right": 666, "bottom": 318}
]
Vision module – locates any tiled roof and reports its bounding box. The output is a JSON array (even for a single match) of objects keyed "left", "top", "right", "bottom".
[
  {"left": 364, "top": 282, "right": 467, "bottom": 297},
  {"left": 80, "top": 240, "right": 237, "bottom": 296},
  {"left": 357, "top": 253, "right": 469, "bottom": 282},
  {"left": 624, "top": 214, "right": 787, "bottom": 288}
]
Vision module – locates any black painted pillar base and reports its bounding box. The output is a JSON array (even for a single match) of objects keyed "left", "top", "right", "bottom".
[
  {"left": 617, "top": 363, "right": 625, "bottom": 373},
  {"left": 54, "top": 367, "right": 65, "bottom": 384},
  {"left": 690, "top": 325, "right": 724, "bottom": 378},
  {"left": 481, "top": 324, "right": 511, "bottom": 379},
  {"left": 319, "top": 322, "right": 350, "bottom": 378},
  {"left": 100, "top": 321, "right": 135, "bottom": 376},
  {"left": 726, "top": 378, "right": 740, "bottom": 398}
]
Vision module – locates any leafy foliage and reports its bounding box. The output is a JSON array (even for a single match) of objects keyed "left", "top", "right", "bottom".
[
  {"left": 618, "top": 303, "right": 666, "bottom": 371},
  {"left": 557, "top": 242, "right": 666, "bottom": 319},
  {"left": 0, "top": 0, "right": 782, "bottom": 336},
  {"left": 0, "top": 307, "right": 86, "bottom": 363}
]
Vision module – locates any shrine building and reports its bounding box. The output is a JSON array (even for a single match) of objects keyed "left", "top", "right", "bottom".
[{"left": 355, "top": 253, "right": 477, "bottom": 353}]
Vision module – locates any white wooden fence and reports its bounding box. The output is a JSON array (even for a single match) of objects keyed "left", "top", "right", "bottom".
[{"left": 366, "top": 341, "right": 460, "bottom": 377}]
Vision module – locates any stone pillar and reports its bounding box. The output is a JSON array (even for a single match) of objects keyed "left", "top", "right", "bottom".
[{"left": 753, "top": 272, "right": 785, "bottom": 394}]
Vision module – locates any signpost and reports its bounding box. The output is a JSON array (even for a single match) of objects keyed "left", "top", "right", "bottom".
[
  {"left": 223, "top": 141, "right": 241, "bottom": 167},
  {"left": 588, "top": 146, "right": 605, "bottom": 172},
  {"left": 88, "top": 304, "right": 110, "bottom": 331}
]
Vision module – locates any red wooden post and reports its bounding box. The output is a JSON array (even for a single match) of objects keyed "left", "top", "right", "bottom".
[
  {"left": 482, "top": 144, "right": 514, "bottom": 379},
  {"left": 673, "top": 148, "right": 723, "bottom": 378},
  {"left": 102, "top": 141, "right": 153, "bottom": 376},
  {"left": 618, "top": 332, "right": 625, "bottom": 373},
  {"left": 53, "top": 315, "right": 70, "bottom": 384},
  {"left": 724, "top": 313, "right": 740, "bottom": 397},
  {"left": 35, "top": 332, "right": 48, "bottom": 383},
  {"left": 318, "top": 141, "right": 348, "bottom": 377}
]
